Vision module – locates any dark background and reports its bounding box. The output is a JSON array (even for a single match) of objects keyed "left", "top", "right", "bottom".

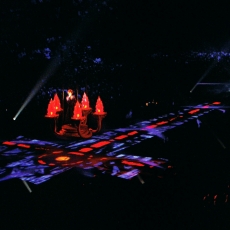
[
  {"left": 1, "top": 0, "right": 230, "bottom": 95},
  {"left": 0, "top": 1, "right": 230, "bottom": 229}
]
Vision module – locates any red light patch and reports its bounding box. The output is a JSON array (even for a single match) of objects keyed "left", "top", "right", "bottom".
[
  {"left": 38, "top": 154, "right": 47, "bottom": 159},
  {"left": 68, "top": 152, "right": 84, "bottom": 156},
  {"left": 169, "top": 117, "right": 176, "bottom": 121},
  {"left": 90, "top": 141, "right": 111, "bottom": 148},
  {"left": 154, "top": 160, "right": 166, "bottom": 163},
  {"left": 115, "top": 135, "right": 128, "bottom": 140},
  {"left": 145, "top": 124, "right": 157, "bottom": 129},
  {"left": 52, "top": 151, "right": 63, "bottom": 154},
  {"left": 17, "top": 144, "right": 30, "bottom": 148},
  {"left": 100, "top": 157, "right": 107, "bottom": 160},
  {"left": 3, "top": 141, "right": 16, "bottom": 146},
  {"left": 213, "top": 102, "right": 221, "bottom": 105},
  {"left": 188, "top": 109, "right": 200, "bottom": 114},
  {"left": 128, "top": 131, "right": 138, "bottom": 136},
  {"left": 79, "top": 147, "right": 93, "bottom": 153},
  {"left": 121, "top": 160, "right": 144, "bottom": 167},
  {"left": 156, "top": 121, "right": 168, "bottom": 125},
  {"left": 38, "top": 160, "right": 46, "bottom": 165}
]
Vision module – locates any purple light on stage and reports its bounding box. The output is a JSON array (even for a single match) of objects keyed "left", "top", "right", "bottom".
[
  {"left": 140, "top": 134, "right": 153, "bottom": 139},
  {"left": 67, "top": 139, "right": 97, "bottom": 149},
  {"left": 0, "top": 102, "right": 225, "bottom": 185},
  {"left": 118, "top": 169, "right": 139, "bottom": 179},
  {"left": 112, "top": 143, "right": 124, "bottom": 149}
]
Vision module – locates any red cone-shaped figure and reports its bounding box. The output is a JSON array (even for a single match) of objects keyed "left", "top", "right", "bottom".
[
  {"left": 46, "top": 99, "right": 56, "bottom": 117},
  {"left": 95, "top": 96, "right": 104, "bottom": 114},
  {"left": 72, "top": 100, "right": 82, "bottom": 119},
  {"left": 81, "top": 92, "right": 90, "bottom": 109},
  {"left": 53, "top": 93, "right": 62, "bottom": 112}
]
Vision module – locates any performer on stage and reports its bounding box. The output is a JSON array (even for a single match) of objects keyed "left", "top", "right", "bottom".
[{"left": 65, "top": 89, "right": 76, "bottom": 124}]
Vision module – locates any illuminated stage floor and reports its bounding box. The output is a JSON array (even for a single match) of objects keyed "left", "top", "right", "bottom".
[{"left": 0, "top": 102, "right": 230, "bottom": 229}]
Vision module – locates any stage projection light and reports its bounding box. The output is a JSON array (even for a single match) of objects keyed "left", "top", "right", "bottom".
[{"left": 13, "top": 57, "right": 60, "bottom": 120}]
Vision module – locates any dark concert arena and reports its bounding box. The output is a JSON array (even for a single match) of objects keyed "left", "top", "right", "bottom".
[{"left": 1, "top": 1, "right": 230, "bottom": 229}]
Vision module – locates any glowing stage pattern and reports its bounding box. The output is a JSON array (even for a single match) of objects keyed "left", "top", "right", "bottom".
[{"left": 0, "top": 102, "right": 225, "bottom": 185}]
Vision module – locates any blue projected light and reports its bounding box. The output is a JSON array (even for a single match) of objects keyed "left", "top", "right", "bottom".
[
  {"left": 67, "top": 139, "right": 97, "bottom": 149},
  {"left": 112, "top": 143, "right": 124, "bottom": 149}
]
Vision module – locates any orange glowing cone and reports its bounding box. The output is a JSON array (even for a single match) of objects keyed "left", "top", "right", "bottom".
[
  {"left": 95, "top": 96, "right": 104, "bottom": 114},
  {"left": 53, "top": 93, "right": 62, "bottom": 112},
  {"left": 46, "top": 99, "right": 56, "bottom": 117},
  {"left": 81, "top": 92, "right": 90, "bottom": 109},
  {"left": 72, "top": 100, "right": 82, "bottom": 119}
]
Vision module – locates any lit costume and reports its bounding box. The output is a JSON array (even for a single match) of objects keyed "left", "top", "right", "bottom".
[{"left": 65, "top": 89, "right": 76, "bottom": 124}]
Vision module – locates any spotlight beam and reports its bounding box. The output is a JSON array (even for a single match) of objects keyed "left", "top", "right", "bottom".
[
  {"left": 13, "top": 6, "right": 109, "bottom": 121},
  {"left": 190, "top": 39, "right": 230, "bottom": 93},
  {"left": 21, "top": 180, "right": 32, "bottom": 193},
  {"left": 13, "top": 56, "right": 60, "bottom": 120},
  {"left": 190, "top": 60, "right": 218, "bottom": 93},
  {"left": 197, "top": 83, "right": 228, "bottom": 85},
  {"left": 137, "top": 174, "right": 145, "bottom": 184}
]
